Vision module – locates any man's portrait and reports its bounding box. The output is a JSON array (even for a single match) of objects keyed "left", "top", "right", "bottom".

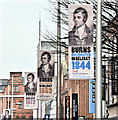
[
  {"left": 69, "top": 5, "right": 93, "bottom": 46},
  {"left": 38, "top": 51, "right": 54, "bottom": 77},
  {"left": 24, "top": 72, "right": 37, "bottom": 93},
  {"left": 3, "top": 109, "right": 11, "bottom": 120}
]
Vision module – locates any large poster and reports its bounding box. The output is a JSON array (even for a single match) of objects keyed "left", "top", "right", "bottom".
[
  {"left": 68, "top": 5, "right": 94, "bottom": 79},
  {"left": 37, "top": 51, "right": 55, "bottom": 100},
  {"left": 24, "top": 72, "right": 37, "bottom": 109}
]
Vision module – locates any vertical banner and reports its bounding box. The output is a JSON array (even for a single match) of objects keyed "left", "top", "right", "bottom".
[
  {"left": 68, "top": 5, "right": 94, "bottom": 79},
  {"left": 72, "top": 93, "right": 78, "bottom": 120},
  {"left": 37, "top": 51, "right": 55, "bottom": 100},
  {"left": 89, "top": 80, "right": 95, "bottom": 113},
  {"left": 24, "top": 72, "right": 37, "bottom": 109},
  {"left": 65, "top": 96, "right": 70, "bottom": 120}
]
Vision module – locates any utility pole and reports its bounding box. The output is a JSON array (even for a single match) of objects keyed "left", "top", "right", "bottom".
[
  {"left": 37, "top": 21, "right": 41, "bottom": 119},
  {"left": 95, "top": 0, "right": 102, "bottom": 118},
  {"left": 12, "top": 76, "right": 14, "bottom": 119},
  {"left": 57, "top": 0, "right": 61, "bottom": 119}
]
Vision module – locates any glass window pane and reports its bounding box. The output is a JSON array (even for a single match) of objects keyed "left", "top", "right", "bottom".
[
  {"left": 19, "top": 101, "right": 23, "bottom": 109},
  {"left": 15, "top": 86, "right": 18, "bottom": 92}
]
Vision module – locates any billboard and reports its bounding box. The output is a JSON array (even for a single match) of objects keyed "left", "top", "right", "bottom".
[
  {"left": 68, "top": 5, "right": 94, "bottom": 79},
  {"left": 24, "top": 72, "right": 37, "bottom": 109},
  {"left": 37, "top": 51, "right": 55, "bottom": 100}
]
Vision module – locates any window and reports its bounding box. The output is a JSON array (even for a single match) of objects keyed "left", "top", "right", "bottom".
[
  {"left": 16, "top": 116, "right": 20, "bottom": 120},
  {"left": 29, "top": 116, "right": 33, "bottom": 120},
  {"left": 15, "top": 86, "right": 18, "bottom": 92},
  {"left": 7, "top": 101, "right": 10, "bottom": 109},
  {"left": 13, "top": 86, "right": 14, "bottom": 92},
  {"left": 19, "top": 101, "right": 23, "bottom": 109},
  {"left": 21, "top": 116, "right": 25, "bottom": 120}
]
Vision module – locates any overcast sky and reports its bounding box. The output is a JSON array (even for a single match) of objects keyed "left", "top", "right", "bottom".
[{"left": 0, "top": 0, "right": 56, "bottom": 78}]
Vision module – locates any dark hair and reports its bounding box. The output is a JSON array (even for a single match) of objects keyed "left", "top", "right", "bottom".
[
  {"left": 5, "top": 110, "right": 9, "bottom": 113},
  {"left": 27, "top": 73, "right": 34, "bottom": 81},
  {"left": 73, "top": 7, "right": 88, "bottom": 23},
  {"left": 41, "top": 52, "right": 51, "bottom": 62}
]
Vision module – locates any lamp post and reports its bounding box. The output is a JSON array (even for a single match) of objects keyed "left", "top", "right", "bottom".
[
  {"left": 95, "top": 0, "right": 102, "bottom": 118},
  {"left": 57, "top": 0, "right": 61, "bottom": 119}
]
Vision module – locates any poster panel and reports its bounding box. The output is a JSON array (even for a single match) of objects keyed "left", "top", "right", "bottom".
[
  {"left": 68, "top": 5, "right": 94, "bottom": 79},
  {"left": 65, "top": 96, "right": 70, "bottom": 120},
  {"left": 69, "top": 46, "right": 94, "bottom": 79},
  {"left": 89, "top": 80, "right": 95, "bottom": 113},
  {"left": 24, "top": 72, "right": 37, "bottom": 109},
  {"left": 37, "top": 51, "right": 55, "bottom": 100},
  {"left": 2, "top": 109, "right": 11, "bottom": 119},
  {"left": 72, "top": 93, "right": 78, "bottom": 120}
]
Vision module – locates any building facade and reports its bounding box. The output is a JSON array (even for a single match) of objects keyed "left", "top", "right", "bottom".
[{"left": 0, "top": 72, "right": 34, "bottom": 119}]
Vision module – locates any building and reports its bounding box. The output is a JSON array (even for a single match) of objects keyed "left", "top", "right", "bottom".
[
  {"left": 102, "top": 14, "right": 118, "bottom": 118},
  {"left": 0, "top": 72, "right": 33, "bottom": 119},
  {"left": 61, "top": 63, "right": 94, "bottom": 119}
]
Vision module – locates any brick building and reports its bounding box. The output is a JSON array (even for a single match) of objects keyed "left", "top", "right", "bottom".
[
  {"left": 61, "top": 78, "right": 93, "bottom": 119},
  {"left": 61, "top": 48, "right": 93, "bottom": 119},
  {"left": 0, "top": 72, "right": 33, "bottom": 119},
  {"left": 102, "top": 14, "right": 118, "bottom": 118}
]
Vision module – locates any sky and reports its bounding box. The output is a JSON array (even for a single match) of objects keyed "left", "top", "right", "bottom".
[{"left": 0, "top": 0, "right": 56, "bottom": 78}]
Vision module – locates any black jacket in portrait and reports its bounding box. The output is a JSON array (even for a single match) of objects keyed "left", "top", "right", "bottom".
[
  {"left": 38, "top": 63, "right": 54, "bottom": 77},
  {"left": 69, "top": 24, "right": 93, "bottom": 46},
  {"left": 24, "top": 82, "right": 37, "bottom": 93}
]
